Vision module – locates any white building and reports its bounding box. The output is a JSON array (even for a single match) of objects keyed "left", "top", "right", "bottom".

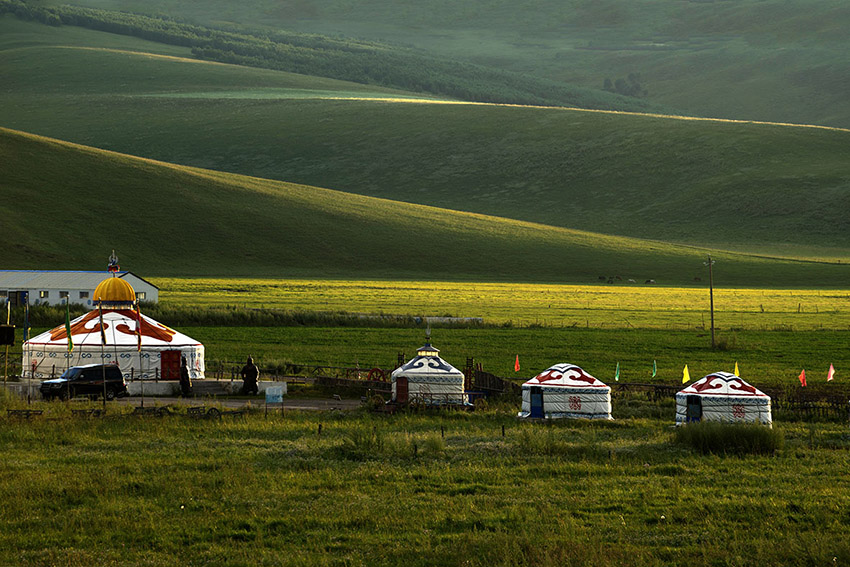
[
  {"left": 23, "top": 274, "right": 202, "bottom": 380},
  {"left": 0, "top": 270, "right": 158, "bottom": 307}
]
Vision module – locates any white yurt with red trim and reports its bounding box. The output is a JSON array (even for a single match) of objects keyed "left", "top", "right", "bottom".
[
  {"left": 23, "top": 271, "right": 204, "bottom": 381},
  {"left": 518, "top": 363, "right": 612, "bottom": 419},
  {"left": 676, "top": 372, "right": 771, "bottom": 426}
]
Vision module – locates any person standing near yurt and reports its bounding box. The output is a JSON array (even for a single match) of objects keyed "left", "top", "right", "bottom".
[
  {"left": 179, "top": 355, "right": 193, "bottom": 397},
  {"left": 240, "top": 356, "right": 259, "bottom": 395}
]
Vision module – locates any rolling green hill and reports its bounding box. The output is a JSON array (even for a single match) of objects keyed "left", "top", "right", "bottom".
[
  {"left": 35, "top": 0, "right": 850, "bottom": 129},
  {"left": 2, "top": 19, "right": 849, "bottom": 260},
  {"left": 0, "top": 5, "right": 669, "bottom": 114},
  {"left": 3, "top": 126, "right": 849, "bottom": 286}
]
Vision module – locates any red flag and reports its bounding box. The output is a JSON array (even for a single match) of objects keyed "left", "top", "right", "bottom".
[
  {"left": 827, "top": 364, "right": 835, "bottom": 382},
  {"left": 799, "top": 369, "right": 807, "bottom": 387},
  {"left": 514, "top": 355, "right": 520, "bottom": 372}
]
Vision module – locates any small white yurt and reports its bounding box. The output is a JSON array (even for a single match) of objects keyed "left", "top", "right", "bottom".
[
  {"left": 23, "top": 272, "right": 204, "bottom": 381},
  {"left": 518, "top": 363, "right": 612, "bottom": 420},
  {"left": 676, "top": 371, "right": 772, "bottom": 426},
  {"left": 390, "top": 337, "right": 466, "bottom": 406}
]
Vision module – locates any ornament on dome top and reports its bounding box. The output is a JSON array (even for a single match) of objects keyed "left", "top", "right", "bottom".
[{"left": 107, "top": 250, "right": 120, "bottom": 273}]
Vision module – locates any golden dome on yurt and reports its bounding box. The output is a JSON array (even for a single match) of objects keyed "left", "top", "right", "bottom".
[{"left": 94, "top": 276, "right": 136, "bottom": 305}]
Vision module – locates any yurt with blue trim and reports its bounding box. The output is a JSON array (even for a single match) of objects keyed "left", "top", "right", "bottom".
[
  {"left": 676, "top": 372, "right": 772, "bottom": 426},
  {"left": 23, "top": 270, "right": 204, "bottom": 381},
  {"left": 390, "top": 337, "right": 467, "bottom": 406},
  {"left": 518, "top": 363, "right": 612, "bottom": 420}
]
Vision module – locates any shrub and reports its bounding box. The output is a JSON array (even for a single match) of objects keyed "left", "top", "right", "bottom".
[{"left": 674, "top": 421, "right": 784, "bottom": 455}]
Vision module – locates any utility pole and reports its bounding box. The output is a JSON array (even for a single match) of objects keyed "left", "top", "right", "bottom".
[{"left": 704, "top": 254, "right": 716, "bottom": 348}]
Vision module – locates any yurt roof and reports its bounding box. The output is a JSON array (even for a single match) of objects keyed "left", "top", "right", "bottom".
[
  {"left": 391, "top": 342, "right": 463, "bottom": 378},
  {"left": 523, "top": 363, "right": 609, "bottom": 388},
  {"left": 678, "top": 372, "right": 769, "bottom": 398},
  {"left": 26, "top": 308, "right": 202, "bottom": 348}
]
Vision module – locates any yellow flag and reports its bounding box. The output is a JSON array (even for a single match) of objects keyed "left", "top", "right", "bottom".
[
  {"left": 734, "top": 362, "right": 740, "bottom": 376},
  {"left": 682, "top": 364, "right": 690, "bottom": 384}
]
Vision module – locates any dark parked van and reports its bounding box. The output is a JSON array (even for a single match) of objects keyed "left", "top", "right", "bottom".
[{"left": 40, "top": 364, "right": 128, "bottom": 401}]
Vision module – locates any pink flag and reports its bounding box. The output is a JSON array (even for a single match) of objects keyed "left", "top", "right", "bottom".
[
  {"left": 799, "top": 369, "right": 807, "bottom": 387},
  {"left": 514, "top": 355, "right": 520, "bottom": 372},
  {"left": 827, "top": 364, "right": 835, "bottom": 382}
]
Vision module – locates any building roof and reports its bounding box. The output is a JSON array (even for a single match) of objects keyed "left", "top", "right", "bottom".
[{"left": 0, "top": 270, "right": 158, "bottom": 290}]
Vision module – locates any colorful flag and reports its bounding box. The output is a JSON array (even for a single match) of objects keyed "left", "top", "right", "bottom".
[
  {"left": 65, "top": 301, "right": 73, "bottom": 353},
  {"left": 98, "top": 303, "right": 107, "bottom": 345},
  {"left": 651, "top": 359, "right": 657, "bottom": 378},
  {"left": 827, "top": 364, "right": 835, "bottom": 382},
  {"left": 799, "top": 369, "right": 807, "bottom": 387},
  {"left": 734, "top": 361, "right": 740, "bottom": 376},
  {"left": 134, "top": 302, "right": 143, "bottom": 352},
  {"left": 682, "top": 364, "right": 690, "bottom": 384},
  {"left": 514, "top": 355, "right": 520, "bottom": 372},
  {"left": 615, "top": 362, "right": 620, "bottom": 381}
]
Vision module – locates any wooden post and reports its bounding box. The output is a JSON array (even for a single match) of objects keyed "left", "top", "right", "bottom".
[{"left": 705, "top": 254, "right": 716, "bottom": 349}]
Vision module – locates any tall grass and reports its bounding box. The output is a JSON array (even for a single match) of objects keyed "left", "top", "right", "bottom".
[{"left": 674, "top": 421, "right": 785, "bottom": 455}]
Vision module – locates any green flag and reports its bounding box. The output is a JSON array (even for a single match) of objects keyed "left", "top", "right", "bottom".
[
  {"left": 614, "top": 362, "right": 620, "bottom": 382},
  {"left": 65, "top": 301, "right": 73, "bottom": 353},
  {"left": 652, "top": 359, "right": 657, "bottom": 378}
]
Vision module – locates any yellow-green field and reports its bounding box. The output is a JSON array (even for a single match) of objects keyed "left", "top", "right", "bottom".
[{"left": 153, "top": 278, "right": 850, "bottom": 330}]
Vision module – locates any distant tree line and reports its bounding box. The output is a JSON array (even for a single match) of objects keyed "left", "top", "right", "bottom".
[{"left": 0, "top": 0, "right": 662, "bottom": 113}]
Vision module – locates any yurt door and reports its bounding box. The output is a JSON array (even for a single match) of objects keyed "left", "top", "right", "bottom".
[
  {"left": 686, "top": 395, "right": 702, "bottom": 423},
  {"left": 530, "top": 386, "right": 544, "bottom": 418},
  {"left": 161, "top": 350, "right": 182, "bottom": 381},
  {"left": 396, "top": 376, "right": 409, "bottom": 404}
]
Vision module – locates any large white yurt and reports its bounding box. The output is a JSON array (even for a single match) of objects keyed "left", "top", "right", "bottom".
[
  {"left": 23, "top": 273, "right": 204, "bottom": 381},
  {"left": 676, "top": 371, "right": 771, "bottom": 426},
  {"left": 390, "top": 337, "right": 467, "bottom": 405},
  {"left": 518, "top": 363, "right": 612, "bottom": 420}
]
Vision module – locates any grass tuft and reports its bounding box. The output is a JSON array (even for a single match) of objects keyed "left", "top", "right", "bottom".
[{"left": 674, "top": 421, "right": 784, "bottom": 455}]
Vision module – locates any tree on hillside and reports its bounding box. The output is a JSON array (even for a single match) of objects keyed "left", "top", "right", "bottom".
[{"left": 604, "top": 73, "right": 648, "bottom": 98}]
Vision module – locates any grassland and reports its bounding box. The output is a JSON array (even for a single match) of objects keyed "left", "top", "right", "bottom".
[
  {"left": 3, "top": 16, "right": 849, "bottom": 258},
  {"left": 2, "top": 405, "right": 850, "bottom": 566},
  {"left": 5, "top": 127, "right": 850, "bottom": 286},
  {"left": 42, "top": 0, "right": 850, "bottom": 129},
  {"left": 153, "top": 277, "right": 850, "bottom": 330}
]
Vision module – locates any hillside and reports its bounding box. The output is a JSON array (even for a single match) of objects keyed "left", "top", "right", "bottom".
[
  {"left": 3, "top": 127, "right": 849, "bottom": 286},
  {"left": 36, "top": 0, "right": 850, "bottom": 129},
  {"left": 0, "top": 6, "right": 668, "bottom": 114},
  {"left": 2, "top": 21, "right": 849, "bottom": 259}
]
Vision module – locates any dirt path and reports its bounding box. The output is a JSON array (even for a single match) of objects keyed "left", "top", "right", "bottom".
[{"left": 113, "top": 396, "right": 362, "bottom": 411}]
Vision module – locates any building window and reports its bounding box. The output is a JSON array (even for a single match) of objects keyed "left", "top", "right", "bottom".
[
  {"left": 39, "top": 291, "right": 49, "bottom": 299},
  {"left": 0, "top": 291, "right": 6, "bottom": 298},
  {"left": 79, "top": 291, "right": 89, "bottom": 299},
  {"left": 136, "top": 292, "right": 146, "bottom": 300},
  {"left": 59, "top": 291, "right": 69, "bottom": 299}
]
